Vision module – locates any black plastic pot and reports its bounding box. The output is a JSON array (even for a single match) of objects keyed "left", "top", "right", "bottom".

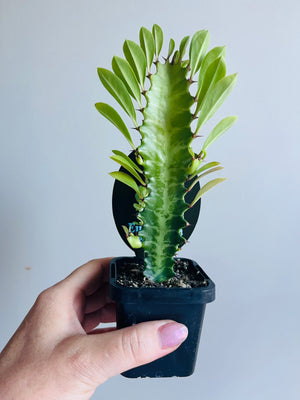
[{"left": 109, "top": 256, "right": 215, "bottom": 378}]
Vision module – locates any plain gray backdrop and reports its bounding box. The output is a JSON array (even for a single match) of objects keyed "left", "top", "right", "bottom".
[{"left": 1, "top": 0, "right": 299, "bottom": 399}]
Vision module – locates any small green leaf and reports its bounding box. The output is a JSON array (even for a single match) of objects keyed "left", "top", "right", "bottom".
[
  {"left": 172, "top": 50, "right": 180, "bottom": 64},
  {"left": 95, "top": 102, "right": 135, "bottom": 149},
  {"left": 167, "top": 38, "right": 175, "bottom": 59},
  {"left": 122, "top": 225, "right": 129, "bottom": 236},
  {"left": 139, "top": 186, "right": 149, "bottom": 198},
  {"left": 195, "top": 56, "right": 226, "bottom": 114},
  {"left": 189, "top": 30, "right": 210, "bottom": 77},
  {"left": 112, "top": 150, "right": 143, "bottom": 173},
  {"left": 195, "top": 73, "right": 237, "bottom": 133},
  {"left": 111, "top": 155, "right": 146, "bottom": 186},
  {"left": 135, "top": 152, "right": 144, "bottom": 165},
  {"left": 112, "top": 56, "right": 142, "bottom": 107},
  {"left": 127, "top": 235, "right": 142, "bottom": 249},
  {"left": 202, "top": 116, "right": 238, "bottom": 152},
  {"left": 179, "top": 36, "right": 190, "bottom": 60},
  {"left": 123, "top": 40, "right": 147, "bottom": 88},
  {"left": 187, "top": 158, "right": 201, "bottom": 175},
  {"left": 202, "top": 46, "right": 226, "bottom": 69},
  {"left": 197, "top": 46, "right": 226, "bottom": 89},
  {"left": 152, "top": 24, "right": 163, "bottom": 58},
  {"left": 109, "top": 171, "right": 142, "bottom": 197},
  {"left": 181, "top": 60, "right": 189, "bottom": 68},
  {"left": 139, "top": 26, "right": 155, "bottom": 72},
  {"left": 188, "top": 166, "right": 224, "bottom": 192},
  {"left": 97, "top": 68, "right": 137, "bottom": 125},
  {"left": 189, "top": 161, "right": 221, "bottom": 179},
  {"left": 190, "top": 178, "right": 226, "bottom": 207},
  {"left": 133, "top": 202, "right": 145, "bottom": 211}
]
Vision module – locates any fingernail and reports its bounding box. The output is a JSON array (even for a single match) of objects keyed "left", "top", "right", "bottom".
[{"left": 158, "top": 322, "right": 188, "bottom": 349}]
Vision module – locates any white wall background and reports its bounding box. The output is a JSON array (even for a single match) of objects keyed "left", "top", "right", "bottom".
[{"left": 1, "top": 0, "right": 299, "bottom": 399}]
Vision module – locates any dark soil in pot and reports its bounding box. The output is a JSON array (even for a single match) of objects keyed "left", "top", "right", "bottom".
[{"left": 116, "top": 258, "right": 209, "bottom": 288}]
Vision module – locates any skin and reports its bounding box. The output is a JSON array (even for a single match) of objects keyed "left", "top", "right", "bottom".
[{"left": 0, "top": 258, "right": 188, "bottom": 400}]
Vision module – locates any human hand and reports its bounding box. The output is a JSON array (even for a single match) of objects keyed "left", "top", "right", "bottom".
[{"left": 0, "top": 258, "right": 188, "bottom": 400}]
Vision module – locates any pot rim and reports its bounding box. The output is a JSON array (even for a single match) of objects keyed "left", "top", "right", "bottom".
[{"left": 109, "top": 256, "right": 216, "bottom": 304}]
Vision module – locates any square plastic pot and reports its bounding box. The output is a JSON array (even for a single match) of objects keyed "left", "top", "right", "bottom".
[{"left": 109, "top": 256, "right": 215, "bottom": 378}]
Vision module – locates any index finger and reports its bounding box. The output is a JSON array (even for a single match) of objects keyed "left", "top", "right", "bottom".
[{"left": 62, "top": 257, "right": 113, "bottom": 296}]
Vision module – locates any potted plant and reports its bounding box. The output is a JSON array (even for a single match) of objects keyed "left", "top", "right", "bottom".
[{"left": 95, "top": 24, "right": 237, "bottom": 378}]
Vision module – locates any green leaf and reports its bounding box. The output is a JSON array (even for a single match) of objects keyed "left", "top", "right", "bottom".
[
  {"left": 197, "top": 46, "right": 226, "bottom": 89},
  {"left": 187, "top": 166, "right": 224, "bottom": 192},
  {"left": 181, "top": 60, "right": 189, "bottom": 68},
  {"left": 167, "top": 38, "right": 175, "bottom": 59},
  {"left": 139, "top": 26, "right": 155, "bottom": 72},
  {"left": 122, "top": 225, "right": 129, "bottom": 236},
  {"left": 179, "top": 35, "right": 190, "bottom": 60},
  {"left": 152, "top": 24, "right": 163, "bottom": 58},
  {"left": 189, "top": 161, "right": 221, "bottom": 179},
  {"left": 123, "top": 40, "right": 147, "bottom": 88},
  {"left": 190, "top": 178, "right": 226, "bottom": 207},
  {"left": 172, "top": 50, "right": 180, "bottom": 64},
  {"left": 112, "top": 150, "right": 143, "bottom": 173},
  {"left": 110, "top": 155, "right": 146, "bottom": 186},
  {"left": 112, "top": 56, "right": 142, "bottom": 107},
  {"left": 133, "top": 202, "right": 145, "bottom": 211},
  {"left": 189, "top": 30, "right": 210, "bottom": 77},
  {"left": 195, "top": 73, "right": 238, "bottom": 133},
  {"left": 97, "top": 68, "right": 137, "bottom": 125},
  {"left": 202, "top": 116, "right": 238, "bottom": 152},
  {"left": 127, "top": 235, "right": 142, "bottom": 249},
  {"left": 95, "top": 102, "right": 135, "bottom": 149},
  {"left": 109, "top": 171, "right": 142, "bottom": 197},
  {"left": 195, "top": 56, "right": 226, "bottom": 115}
]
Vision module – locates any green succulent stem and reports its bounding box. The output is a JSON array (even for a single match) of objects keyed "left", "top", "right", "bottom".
[{"left": 139, "top": 61, "right": 194, "bottom": 281}]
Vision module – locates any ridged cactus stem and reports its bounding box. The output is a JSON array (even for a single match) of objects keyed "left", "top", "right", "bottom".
[{"left": 139, "top": 61, "right": 194, "bottom": 281}]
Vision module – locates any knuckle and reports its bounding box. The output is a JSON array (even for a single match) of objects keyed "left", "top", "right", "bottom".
[
  {"left": 36, "top": 288, "right": 49, "bottom": 301},
  {"left": 35, "top": 286, "right": 62, "bottom": 313},
  {"left": 36, "top": 287, "right": 56, "bottom": 305},
  {"left": 69, "top": 351, "right": 92, "bottom": 382},
  {"left": 91, "top": 329, "right": 147, "bottom": 380},
  {"left": 120, "top": 328, "right": 146, "bottom": 365},
  {"left": 62, "top": 340, "right": 97, "bottom": 385}
]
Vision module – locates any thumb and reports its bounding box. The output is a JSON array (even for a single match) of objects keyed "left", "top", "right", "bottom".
[{"left": 72, "top": 320, "right": 188, "bottom": 384}]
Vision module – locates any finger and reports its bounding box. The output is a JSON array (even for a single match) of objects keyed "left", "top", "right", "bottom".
[
  {"left": 88, "top": 327, "right": 116, "bottom": 335},
  {"left": 61, "top": 258, "right": 113, "bottom": 296},
  {"left": 82, "top": 304, "right": 116, "bottom": 333},
  {"left": 66, "top": 320, "right": 188, "bottom": 385},
  {"left": 85, "top": 285, "right": 112, "bottom": 314}
]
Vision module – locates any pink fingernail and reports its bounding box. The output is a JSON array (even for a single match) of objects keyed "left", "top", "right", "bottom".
[{"left": 158, "top": 322, "right": 188, "bottom": 349}]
